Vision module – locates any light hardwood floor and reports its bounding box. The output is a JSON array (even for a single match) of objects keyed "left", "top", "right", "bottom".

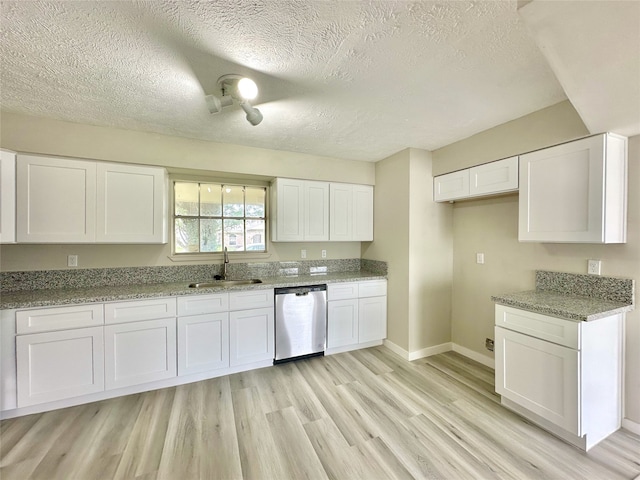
[{"left": 1, "top": 347, "right": 639, "bottom": 479}]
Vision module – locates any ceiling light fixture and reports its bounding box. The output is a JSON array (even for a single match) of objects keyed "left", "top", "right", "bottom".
[{"left": 205, "top": 74, "right": 263, "bottom": 126}]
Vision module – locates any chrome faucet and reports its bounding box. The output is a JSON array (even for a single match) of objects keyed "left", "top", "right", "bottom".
[{"left": 223, "top": 247, "right": 229, "bottom": 280}]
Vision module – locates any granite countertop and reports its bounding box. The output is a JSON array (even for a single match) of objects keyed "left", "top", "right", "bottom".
[
  {"left": 492, "top": 270, "right": 635, "bottom": 322},
  {"left": 491, "top": 290, "right": 634, "bottom": 322},
  {"left": 0, "top": 271, "right": 386, "bottom": 310}
]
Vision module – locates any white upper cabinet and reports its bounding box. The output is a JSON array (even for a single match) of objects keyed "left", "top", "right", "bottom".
[
  {"left": 272, "top": 178, "right": 372, "bottom": 242},
  {"left": 433, "top": 170, "right": 469, "bottom": 202},
  {"left": 330, "top": 183, "right": 374, "bottom": 241},
  {"left": 96, "top": 162, "right": 167, "bottom": 243},
  {"left": 0, "top": 149, "right": 16, "bottom": 244},
  {"left": 433, "top": 156, "right": 518, "bottom": 202},
  {"left": 271, "top": 178, "right": 305, "bottom": 242},
  {"left": 304, "top": 181, "right": 330, "bottom": 241},
  {"left": 469, "top": 156, "right": 518, "bottom": 197},
  {"left": 17, "top": 154, "right": 97, "bottom": 243},
  {"left": 16, "top": 154, "right": 167, "bottom": 244},
  {"left": 519, "top": 133, "right": 627, "bottom": 243}
]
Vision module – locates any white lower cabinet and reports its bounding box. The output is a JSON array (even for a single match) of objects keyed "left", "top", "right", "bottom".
[
  {"left": 327, "top": 280, "right": 387, "bottom": 352},
  {"left": 105, "top": 317, "right": 177, "bottom": 390},
  {"left": 16, "top": 326, "right": 105, "bottom": 407},
  {"left": 327, "top": 299, "right": 359, "bottom": 348},
  {"left": 177, "top": 312, "right": 229, "bottom": 375},
  {"left": 495, "top": 305, "right": 622, "bottom": 450},
  {"left": 229, "top": 307, "right": 274, "bottom": 367}
]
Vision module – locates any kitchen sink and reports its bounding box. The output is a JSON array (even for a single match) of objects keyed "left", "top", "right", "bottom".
[{"left": 188, "top": 279, "right": 263, "bottom": 288}]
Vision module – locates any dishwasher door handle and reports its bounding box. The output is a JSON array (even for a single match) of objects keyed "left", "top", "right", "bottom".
[{"left": 295, "top": 292, "right": 309, "bottom": 296}]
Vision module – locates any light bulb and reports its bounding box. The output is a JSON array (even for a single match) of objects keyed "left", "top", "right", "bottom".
[{"left": 237, "top": 77, "right": 258, "bottom": 100}]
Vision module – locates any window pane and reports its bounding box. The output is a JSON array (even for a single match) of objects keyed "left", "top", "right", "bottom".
[
  {"left": 223, "top": 185, "right": 244, "bottom": 217},
  {"left": 175, "top": 182, "right": 199, "bottom": 216},
  {"left": 245, "top": 187, "right": 265, "bottom": 218},
  {"left": 246, "top": 220, "right": 265, "bottom": 251},
  {"left": 201, "top": 219, "right": 222, "bottom": 252},
  {"left": 201, "top": 184, "right": 222, "bottom": 216},
  {"left": 224, "top": 219, "right": 244, "bottom": 251},
  {"left": 175, "top": 218, "right": 199, "bottom": 253}
]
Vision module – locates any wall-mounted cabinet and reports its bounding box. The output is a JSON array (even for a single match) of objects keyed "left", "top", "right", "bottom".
[
  {"left": 434, "top": 156, "right": 518, "bottom": 202},
  {"left": 0, "top": 149, "right": 16, "bottom": 244},
  {"left": 330, "top": 183, "right": 374, "bottom": 241},
  {"left": 271, "top": 178, "right": 373, "bottom": 242},
  {"left": 271, "top": 178, "right": 329, "bottom": 242},
  {"left": 519, "top": 133, "right": 627, "bottom": 243},
  {"left": 16, "top": 154, "right": 167, "bottom": 244}
]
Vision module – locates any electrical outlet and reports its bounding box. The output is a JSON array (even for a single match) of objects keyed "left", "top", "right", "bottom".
[
  {"left": 301, "top": 249, "right": 307, "bottom": 259},
  {"left": 67, "top": 255, "right": 78, "bottom": 267},
  {"left": 321, "top": 249, "right": 327, "bottom": 258},
  {"left": 476, "top": 253, "right": 485, "bottom": 264},
  {"left": 588, "top": 259, "right": 601, "bottom": 275},
  {"left": 485, "top": 338, "right": 494, "bottom": 352}
]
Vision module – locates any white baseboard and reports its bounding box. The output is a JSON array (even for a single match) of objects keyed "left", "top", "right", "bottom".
[
  {"left": 622, "top": 417, "right": 640, "bottom": 436},
  {"left": 452, "top": 343, "right": 495, "bottom": 369},
  {"left": 382, "top": 340, "right": 494, "bottom": 368}
]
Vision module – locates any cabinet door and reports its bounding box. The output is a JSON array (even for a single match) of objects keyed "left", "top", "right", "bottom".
[
  {"left": 16, "top": 154, "right": 96, "bottom": 243},
  {"left": 0, "top": 149, "right": 16, "bottom": 244},
  {"left": 327, "top": 299, "right": 358, "bottom": 348},
  {"left": 105, "top": 318, "right": 177, "bottom": 390},
  {"left": 495, "top": 326, "right": 580, "bottom": 435},
  {"left": 519, "top": 133, "right": 627, "bottom": 243},
  {"left": 352, "top": 185, "right": 373, "bottom": 241},
  {"left": 96, "top": 163, "right": 167, "bottom": 243},
  {"left": 329, "top": 183, "right": 353, "bottom": 241},
  {"left": 178, "top": 313, "right": 229, "bottom": 375},
  {"left": 304, "top": 181, "right": 329, "bottom": 241},
  {"left": 433, "top": 170, "right": 469, "bottom": 202},
  {"left": 469, "top": 156, "right": 518, "bottom": 197},
  {"left": 358, "top": 296, "right": 387, "bottom": 343},
  {"left": 16, "top": 327, "right": 104, "bottom": 407},
  {"left": 272, "top": 178, "right": 304, "bottom": 242},
  {"left": 229, "top": 307, "right": 274, "bottom": 366}
]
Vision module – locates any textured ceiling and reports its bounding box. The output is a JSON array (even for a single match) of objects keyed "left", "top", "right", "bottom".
[{"left": 0, "top": 0, "right": 569, "bottom": 162}]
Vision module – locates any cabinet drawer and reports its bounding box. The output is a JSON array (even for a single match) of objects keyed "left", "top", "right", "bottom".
[
  {"left": 328, "top": 282, "right": 359, "bottom": 301},
  {"left": 229, "top": 289, "right": 274, "bottom": 311},
  {"left": 105, "top": 298, "right": 176, "bottom": 325},
  {"left": 177, "top": 294, "right": 229, "bottom": 316},
  {"left": 495, "top": 305, "right": 579, "bottom": 349},
  {"left": 16, "top": 304, "right": 104, "bottom": 334},
  {"left": 358, "top": 280, "right": 387, "bottom": 298}
]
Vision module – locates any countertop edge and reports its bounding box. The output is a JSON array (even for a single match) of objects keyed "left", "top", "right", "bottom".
[
  {"left": 492, "top": 293, "right": 635, "bottom": 322},
  {"left": 0, "top": 272, "right": 387, "bottom": 310}
]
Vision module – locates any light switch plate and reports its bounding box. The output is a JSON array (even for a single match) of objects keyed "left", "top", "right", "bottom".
[
  {"left": 476, "top": 253, "right": 485, "bottom": 264},
  {"left": 587, "top": 259, "right": 601, "bottom": 275}
]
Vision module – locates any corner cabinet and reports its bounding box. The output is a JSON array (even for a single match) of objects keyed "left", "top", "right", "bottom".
[
  {"left": 519, "top": 133, "right": 627, "bottom": 243},
  {"left": 16, "top": 154, "right": 167, "bottom": 244},
  {"left": 434, "top": 156, "right": 518, "bottom": 202},
  {"left": 0, "top": 149, "right": 16, "bottom": 244}
]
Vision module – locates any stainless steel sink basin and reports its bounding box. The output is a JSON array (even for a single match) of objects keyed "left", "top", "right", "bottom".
[{"left": 188, "top": 279, "right": 263, "bottom": 288}]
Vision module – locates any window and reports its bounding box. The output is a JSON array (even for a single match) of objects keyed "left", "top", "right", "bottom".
[{"left": 173, "top": 182, "right": 266, "bottom": 253}]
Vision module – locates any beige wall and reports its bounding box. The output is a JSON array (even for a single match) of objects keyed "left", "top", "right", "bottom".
[
  {"left": 433, "top": 104, "right": 640, "bottom": 424},
  {"left": 0, "top": 112, "right": 371, "bottom": 271},
  {"left": 363, "top": 148, "right": 453, "bottom": 354},
  {"left": 432, "top": 100, "right": 589, "bottom": 176}
]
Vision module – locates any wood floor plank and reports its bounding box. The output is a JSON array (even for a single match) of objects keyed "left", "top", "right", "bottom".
[
  {"left": 266, "top": 406, "right": 329, "bottom": 480},
  {"left": 232, "top": 385, "right": 288, "bottom": 479}
]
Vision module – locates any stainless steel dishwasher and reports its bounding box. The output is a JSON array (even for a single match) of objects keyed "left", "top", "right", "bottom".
[{"left": 274, "top": 285, "right": 327, "bottom": 363}]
